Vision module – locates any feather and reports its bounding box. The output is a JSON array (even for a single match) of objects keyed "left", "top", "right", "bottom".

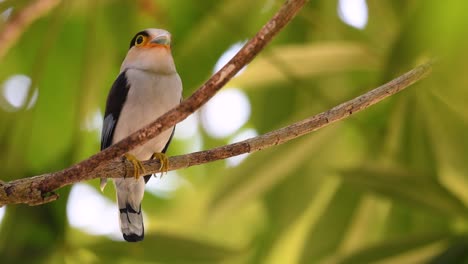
[
  {"left": 101, "top": 29, "right": 182, "bottom": 242},
  {"left": 100, "top": 71, "right": 129, "bottom": 191}
]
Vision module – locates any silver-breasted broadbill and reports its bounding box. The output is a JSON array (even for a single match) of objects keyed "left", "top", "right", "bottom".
[{"left": 100, "top": 29, "right": 182, "bottom": 242}]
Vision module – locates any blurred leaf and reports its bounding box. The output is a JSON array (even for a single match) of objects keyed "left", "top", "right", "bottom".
[
  {"left": 338, "top": 232, "right": 449, "bottom": 264},
  {"left": 209, "top": 125, "right": 339, "bottom": 219},
  {"left": 382, "top": 202, "right": 452, "bottom": 242},
  {"left": 89, "top": 232, "right": 240, "bottom": 264},
  {"left": 299, "top": 184, "right": 362, "bottom": 263},
  {"left": 427, "top": 237, "right": 468, "bottom": 264},
  {"left": 24, "top": 13, "right": 84, "bottom": 171},
  {"left": 339, "top": 166, "right": 468, "bottom": 219},
  {"left": 250, "top": 166, "right": 326, "bottom": 263},
  {"left": 247, "top": 82, "right": 299, "bottom": 134},
  {"left": 231, "top": 43, "right": 378, "bottom": 89},
  {"left": 420, "top": 91, "right": 468, "bottom": 181}
]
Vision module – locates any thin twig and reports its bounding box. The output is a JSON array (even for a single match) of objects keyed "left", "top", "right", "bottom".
[
  {"left": 0, "top": 60, "right": 432, "bottom": 206},
  {"left": 0, "top": 0, "right": 61, "bottom": 60}
]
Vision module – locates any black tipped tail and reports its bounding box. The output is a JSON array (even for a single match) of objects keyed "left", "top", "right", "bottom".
[
  {"left": 123, "top": 232, "right": 144, "bottom": 242},
  {"left": 119, "top": 204, "right": 145, "bottom": 242}
]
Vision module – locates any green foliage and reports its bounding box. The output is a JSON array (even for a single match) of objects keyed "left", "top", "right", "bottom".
[{"left": 1, "top": 0, "right": 468, "bottom": 263}]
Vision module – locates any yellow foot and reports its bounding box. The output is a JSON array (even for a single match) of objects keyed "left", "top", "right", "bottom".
[
  {"left": 152, "top": 152, "right": 169, "bottom": 177},
  {"left": 124, "top": 153, "right": 146, "bottom": 179}
]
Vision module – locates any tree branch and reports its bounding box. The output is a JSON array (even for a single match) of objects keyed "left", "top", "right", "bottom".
[{"left": 0, "top": 59, "right": 433, "bottom": 206}]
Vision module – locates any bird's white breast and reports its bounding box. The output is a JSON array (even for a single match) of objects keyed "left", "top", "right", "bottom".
[{"left": 112, "top": 69, "right": 182, "bottom": 160}]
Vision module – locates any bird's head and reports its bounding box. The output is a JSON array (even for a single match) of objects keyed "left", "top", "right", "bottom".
[{"left": 120, "top": 28, "right": 176, "bottom": 74}]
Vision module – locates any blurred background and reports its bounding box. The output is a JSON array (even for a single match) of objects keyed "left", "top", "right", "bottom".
[{"left": 1, "top": 0, "right": 468, "bottom": 263}]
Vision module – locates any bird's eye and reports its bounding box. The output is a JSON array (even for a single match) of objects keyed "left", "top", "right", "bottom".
[{"left": 135, "top": 35, "right": 146, "bottom": 46}]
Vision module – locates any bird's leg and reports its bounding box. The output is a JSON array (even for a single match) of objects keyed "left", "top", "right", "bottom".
[
  {"left": 124, "top": 153, "right": 146, "bottom": 179},
  {"left": 152, "top": 152, "right": 169, "bottom": 177}
]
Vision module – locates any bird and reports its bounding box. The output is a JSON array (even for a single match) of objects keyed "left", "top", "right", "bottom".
[{"left": 100, "top": 28, "right": 182, "bottom": 242}]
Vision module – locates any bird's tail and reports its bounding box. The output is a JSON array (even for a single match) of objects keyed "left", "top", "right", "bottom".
[
  {"left": 115, "top": 178, "right": 145, "bottom": 242},
  {"left": 118, "top": 202, "right": 144, "bottom": 242}
]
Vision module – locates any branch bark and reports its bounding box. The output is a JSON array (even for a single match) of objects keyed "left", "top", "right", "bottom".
[{"left": 0, "top": 60, "right": 433, "bottom": 206}]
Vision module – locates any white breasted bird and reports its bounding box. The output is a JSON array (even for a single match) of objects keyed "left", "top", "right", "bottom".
[{"left": 100, "top": 29, "right": 182, "bottom": 242}]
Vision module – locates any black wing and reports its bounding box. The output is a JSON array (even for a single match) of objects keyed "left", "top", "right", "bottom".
[{"left": 101, "top": 71, "right": 129, "bottom": 150}]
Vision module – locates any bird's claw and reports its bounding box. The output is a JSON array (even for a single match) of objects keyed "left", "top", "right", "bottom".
[
  {"left": 152, "top": 152, "right": 169, "bottom": 177},
  {"left": 124, "top": 153, "right": 146, "bottom": 179}
]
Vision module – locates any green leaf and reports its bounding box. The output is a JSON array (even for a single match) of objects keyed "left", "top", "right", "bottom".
[
  {"left": 420, "top": 91, "right": 468, "bottom": 180},
  {"left": 339, "top": 166, "right": 468, "bottom": 219},
  {"left": 427, "top": 237, "right": 468, "bottom": 264},
  {"left": 88, "top": 232, "right": 240, "bottom": 264},
  {"left": 338, "top": 232, "right": 450, "bottom": 264},
  {"left": 250, "top": 166, "right": 327, "bottom": 263},
  {"left": 208, "top": 126, "right": 339, "bottom": 219},
  {"left": 298, "top": 184, "right": 362, "bottom": 263},
  {"left": 230, "top": 43, "right": 378, "bottom": 89}
]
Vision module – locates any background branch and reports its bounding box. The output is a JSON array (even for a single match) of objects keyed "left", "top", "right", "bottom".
[
  {"left": 0, "top": 0, "right": 61, "bottom": 60},
  {"left": 0, "top": 60, "right": 432, "bottom": 206}
]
